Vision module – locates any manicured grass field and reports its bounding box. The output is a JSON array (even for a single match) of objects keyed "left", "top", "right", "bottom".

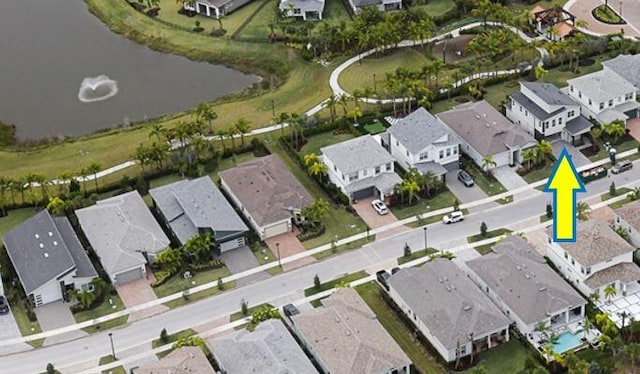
[
  {"left": 467, "top": 228, "right": 512, "bottom": 243},
  {"left": 236, "top": 0, "right": 277, "bottom": 41},
  {"left": 417, "top": 0, "right": 456, "bottom": 17},
  {"left": 151, "top": 328, "right": 196, "bottom": 348},
  {"left": 363, "top": 121, "right": 387, "bottom": 134},
  {"left": 587, "top": 135, "right": 639, "bottom": 162},
  {"left": 299, "top": 132, "right": 355, "bottom": 156},
  {"left": 601, "top": 187, "right": 632, "bottom": 201},
  {"left": 99, "top": 355, "right": 127, "bottom": 374},
  {"left": 397, "top": 247, "right": 438, "bottom": 265},
  {"left": 10, "top": 301, "right": 44, "bottom": 347},
  {"left": 390, "top": 188, "right": 458, "bottom": 220},
  {"left": 230, "top": 303, "right": 273, "bottom": 322},
  {"left": 520, "top": 162, "right": 556, "bottom": 184},
  {"left": 73, "top": 295, "right": 128, "bottom": 334},
  {"left": 356, "top": 282, "right": 447, "bottom": 374},
  {"left": 461, "top": 340, "right": 546, "bottom": 373},
  {"left": 304, "top": 270, "right": 368, "bottom": 297},
  {"left": 153, "top": 266, "right": 231, "bottom": 298},
  {"left": 312, "top": 236, "right": 374, "bottom": 260}
]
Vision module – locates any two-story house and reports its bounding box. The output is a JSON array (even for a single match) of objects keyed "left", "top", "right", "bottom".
[
  {"left": 564, "top": 69, "right": 639, "bottom": 125},
  {"left": 385, "top": 107, "right": 459, "bottom": 181},
  {"left": 346, "top": 0, "right": 401, "bottom": 14},
  {"left": 183, "top": 0, "right": 255, "bottom": 19},
  {"left": 613, "top": 200, "right": 640, "bottom": 248},
  {"left": 603, "top": 54, "right": 640, "bottom": 92},
  {"left": 506, "top": 82, "right": 592, "bottom": 144},
  {"left": 321, "top": 135, "right": 402, "bottom": 202},
  {"left": 279, "top": 0, "right": 325, "bottom": 20},
  {"left": 546, "top": 218, "right": 640, "bottom": 301}
]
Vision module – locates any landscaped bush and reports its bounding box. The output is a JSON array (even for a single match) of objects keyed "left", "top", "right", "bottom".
[
  {"left": 188, "top": 259, "right": 225, "bottom": 272},
  {"left": 592, "top": 5, "right": 625, "bottom": 25},
  {"left": 297, "top": 225, "right": 326, "bottom": 241},
  {"left": 151, "top": 270, "right": 174, "bottom": 288},
  {"left": 210, "top": 28, "right": 227, "bottom": 37}
]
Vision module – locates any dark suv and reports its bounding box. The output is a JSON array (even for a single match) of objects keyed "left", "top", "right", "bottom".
[
  {"left": 0, "top": 296, "right": 10, "bottom": 315},
  {"left": 376, "top": 270, "right": 391, "bottom": 291}
]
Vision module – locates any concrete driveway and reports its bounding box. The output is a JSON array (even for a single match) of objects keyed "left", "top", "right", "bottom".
[
  {"left": 217, "top": 246, "right": 270, "bottom": 287},
  {"left": 492, "top": 166, "right": 540, "bottom": 201},
  {"left": 552, "top": 141, "right": 591, "bottom": 168},
  {"left": 34, "top": 301, "right": 87, "bottom": 346},
  {"left": 0, "top": 310, "right": 31, "bottom": 355},
  {"left": 352, "top": 197, "right": 408, "bottom": 239},
  {"left": 116, "top": 277, "right": 167, "bottom": 322},
  {"left": 265, "top": 230, "right": 316, "bottom": 272},
  {"left": 445, "top": 170, "right": 497, "bottom": 212}
]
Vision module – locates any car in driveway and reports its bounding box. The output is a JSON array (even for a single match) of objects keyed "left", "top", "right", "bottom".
[
  {"left": 371, "top": 199, "right": 389, "bottom": 215},
  {"left": 611, "top": 160, "right": 633, "bottom": 174},
  {"left": 0, "top": 296, "right": 9, "bottom": 315},
  {"left": 442, "top": 211, "right": 464, "bottom": 224},
  {"left": 458, "top": 170, "right": 474, "bottom": 187},
  {"left": 376, "top": 270, "right": 391, "bottom": 291}
]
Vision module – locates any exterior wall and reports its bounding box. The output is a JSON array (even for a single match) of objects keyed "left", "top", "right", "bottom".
[
  {"left": 567, "top": 83, "right": 638, "bottom": 116},
  {"left": 507, "top": 99, "right": 580, "bottom": 139},
  {"left": 613, "top": 216, "right": 640, "bottom": 248},
  {"left": 388, "top": 133, "right": 459, "bottom": 173},
  {"left": 73, "top": 276, "right": 95, "bottom": 292},
  {"left": 30, "top": 267, "right": 76, "bottom": 307},
  {"left": 279, "top": 2, "right": 323, "bottom": 20},
  {"left": 322, "top": 154, "right": 394, "bottom": 198}
]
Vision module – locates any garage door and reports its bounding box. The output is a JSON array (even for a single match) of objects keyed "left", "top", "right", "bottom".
[
  {"left": 264, "top": 221, "right": 289, "bottom": 238},
  {"left": 624, "top": 109, "right": 639, "bottom": 119},
  {"left": 219, "top": 236, "right": 246, "bottom": 252},
  {"left": 352, "top": 186, "right": 375, "bottom": 201},
  {"left": 115, "top": 267, "right": 143, "bottom": 285}
]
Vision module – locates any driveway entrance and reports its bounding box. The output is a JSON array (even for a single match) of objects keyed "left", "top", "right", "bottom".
[
  {"left": 265, "top": 230, "right": 316, "bottom": 272},
  {"left": 627, "top": 119, "right": 640, "bottom": 141},
  {"left": 552, "top": 141, "right": 590, "bottom": 168},
  {"left": 217, "top": 246, "right": 270, "bottom": 287},
  {"left": 352, "top": 197, "right": 408, "bottom": 240},
  {"left": 34, "top": 301, "right": 87, "bottom": 346},
  {"left": 492, "top": 166, "right": 540, "bottom": 201},
  {"left": 445, "top": 170, "right": 497, "bottom": 212},
  {"left": 117, "top": 276, "right": 167, "bottom": 322}
]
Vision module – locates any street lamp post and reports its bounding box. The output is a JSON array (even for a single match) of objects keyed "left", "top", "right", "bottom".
[
  {"left": 423, "top": 227, "right": 428, "bottom": 250},
  {"left": 276, "top": 242, "right": 282, "bottom": 269},
  {"left": 108, "top": 332, "right": 116, "bottom": 359},
  {"left": 373, "top": 73, "right": 377, "bottom": 94}
]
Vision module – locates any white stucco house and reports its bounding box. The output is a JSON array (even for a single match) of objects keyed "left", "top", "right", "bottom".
[
  {"left": 613, "top": 200, "right": 640, "bottom": 248},
  {"left": 182, "top": 0, "right": 254, "bottom": 19},
  {"left": 384, "top": 107, "right": 459, "bottom": 181},
  {"left": 437, "top": 100, "right": 538, "bottom": 169},
  {"left": 347, "top": 0, "right": 401, "bottom": 14},
  {"left": 321, "top": 134, "right": 402, "bottom": 202},
  {"left": 546, "top": 218, "right": 640, "bottom": 301},
  {"left": 279, "top": 0, "right": 325, "bottom": 20},
  {"left": 506, "top": 82, "right": 592, "bottom": 145}
]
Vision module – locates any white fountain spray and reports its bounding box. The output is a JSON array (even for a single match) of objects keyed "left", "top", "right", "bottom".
[{"left": 77, "top": 75, "right": 118, "bottom": 103}]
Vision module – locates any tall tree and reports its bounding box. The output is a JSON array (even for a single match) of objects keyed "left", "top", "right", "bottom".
[
  {"left": 87, "top": 161, "right": 102, "bottom": 193},
  {"left": 234, "top": 118, "right": 251, "bottom": 147},
  {"left": 195, "top": 102, "right": 217, "bottom": 135}
]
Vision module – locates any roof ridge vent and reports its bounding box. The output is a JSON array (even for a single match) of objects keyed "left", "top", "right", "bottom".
[{"left": 48, "top": 232, "right": 53, "bottom": 237}]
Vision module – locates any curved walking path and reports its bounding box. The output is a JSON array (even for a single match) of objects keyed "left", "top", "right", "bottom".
[{"left": 329, "top": 21, "right": 548, "bottom": 105}]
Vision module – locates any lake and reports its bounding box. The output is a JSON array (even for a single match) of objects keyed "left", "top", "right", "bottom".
[{"left": 0, "top": 0, "right": 259, "bottom": 140}]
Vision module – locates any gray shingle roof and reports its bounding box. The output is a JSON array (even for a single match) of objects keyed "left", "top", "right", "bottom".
[
  {"left": 567, "top": 70, "right": 636, "bottom": 103},
  {"left": 564, "top": 116, "right": 593, "bottom": 135},
  {"left": 521, "top": 82, "right": 576, "bottom": 106},
  {"left": 467, "top": 236, "right": 586, "bottom": 326},
  {"left": 602, "top": 54, "right": 640, "bottom": 88},
  {"left": 437, "top": 101, "right": 536, "bottom": 157},
  {"left": 208, "top": 319, "right": 317, "bottom": 374},
  {"left": 585, "top": 262, "right": 640, "bottom": 289},
  {"left": 511, "top": 92, "right": 565, "bottom": 121},
  {"left": 548, "top": 218, "right": 635, "bottom": 267},
  {"left": 76, "top": 191, "right": 170, "bottom": 277},
  {"left": 279, "top": 0, "right": 325, "bottom": 12},
  {"left": 133, "top": 347, "right": 216, "bottom": 374},
  {"left": 150, "top": 176, "right": 247, "bottom": 245},
  {"left": 343, "top": 172, "right": 402, "bottom": 195},
  {"left": 219, "top": 155, "right": 313, "bottom": 227},
  {"left": 615, "top": 200, "right": 640, "bottom": 232},
  {"left": 388, "top": 258, "right": 511, "bottom": 351},
  {"left": 291, "top": 288, "right": 411, "bottom": 374},
  {"left": 321, "top": 135, "right": 394, "bottom": 174},
  {"left": 414, "top": 161, "right": 448, "bottom": 176},
  {"left": 387, "top": 107, "right": 455, "bottom": 154},
  {"left": 2, "top": 210, "right": 95, "bottom": 294}
]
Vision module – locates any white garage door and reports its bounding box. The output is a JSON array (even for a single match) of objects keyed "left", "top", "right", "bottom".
[
  {"left": 115, "top": 267, "right": 143, "bottom": 285},
  {"left": 220, "top": 236, "right": 246, "bottom": 253},
  {"left": 263, "top": 221, "right": 289, "bottom": 239}
]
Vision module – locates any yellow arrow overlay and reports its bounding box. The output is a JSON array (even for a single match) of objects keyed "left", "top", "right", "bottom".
[{"left": 543, "top": 147, "right": 586, "bottom": 242}]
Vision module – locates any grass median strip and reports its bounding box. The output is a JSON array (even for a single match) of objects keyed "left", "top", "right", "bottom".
[
  {"left": 397, "top": 247, "right": 438, "bottom": 265},
  {"left": 467, "top": 228, "right": 512, "bottom": 243},
  {"left": 151, "top": 328, "right": 196, "bottom": 348}
]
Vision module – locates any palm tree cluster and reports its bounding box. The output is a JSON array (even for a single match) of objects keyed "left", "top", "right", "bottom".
[
  {"left": 465, "top": 28, "right": 524, "bottom": 63},
  {"left": 394, "top": 168, "right": 442, "bottom": 205},
  {"left": 300, "top": 198, "right": 330, "bottom": 229},
  {"left": 303, "top": 153, "right": 328, "bottom": 180},
  {"left": 73, "top": 277, "right": 110, "bottom": 310},
  {"left": 156, "top": 233, "right": 215, "bottom": 278},
  {"left": 520, "top": 140, "right": 553, "bottom": 172}
]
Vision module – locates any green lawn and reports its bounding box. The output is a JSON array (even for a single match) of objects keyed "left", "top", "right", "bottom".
[
  {"left": 209, "top": 151, "right": 258, "bottom": 183},
  {"left": 250, "top": 242, "right": 281, "bottom": 276},
  {"left": 149, "top": 173, "right": 186, "bottom": 189},
  {"left": 73, "top": 295, "right": 128, "bottom": 334},
  {"left": 540, "top": 56, "right": 606, "bottom": 88},
  {"left": 304, "top": 270, "right": 368, "bottom": 296},
  {"left": 474, "top": 243, "right": 495, "bottom": 255},
  {"left": 312, "top": 236, "right": 375, "bottom": 260},
  {"left": 322, "top": 0, "right": 352, "bottom": 22},
  {"left": 163, "top": 279, "right": 237, "bottom": 309},
  {"left": 299, "top": 132, "right": 355, "bottom": 156},
  {"left": 153, "top": 266, "right": 231, "bottom": 298},
  {"left": 417, "top": 0, "right": 456, "bottom": 17},
  {"left": 0, "top": 208, "right": 39, "bottom": 237},
  {"left": 587, "top": 135, "right": 639, "bottom": 162},
  {"left": 467, "top": 228, "right": 512, "bottom": 243},
  {"left": 356, "top": 282, "right": 447, "bottom": 374},
  {"left": 98, "top": 355, "right": 127, "bottom": 374},
  {"left": 10, "top": 301, "right": 44, "bottom": 347},
  {"left": 397, "top": 248, "right": 438, "bottom": 265},
  {"left": 609, "top": 196, "right": 637, "bottom": 209},
  {"left": 151, "top": 328, "right": 196, "bottom": 348},
  {"left": 521, "top": 162, "right": 555, "bottom": 184},
  {"left": 237, "top": 0, "right": 278, "bottom": 40},
  {"left": 230, "top": 303, "right": 273, "bottom": 322},
  {"left": 540, "top": 214, "right": 552, "bottom": 223},
  {"left": 601, "top": 187, "right": 632, "bottom": 201},
  {"left": 390, "top": 188, "right": 458, "bottom": 220},
  {"left": 461, "top": 161, "right": 509, "bottom": 201},
  {"left": 363, "top": 121, "right": 387, "bottom": 135},
  {"left": 482, "top": 81, "right": 520, "bottom": 109},
  {"left": 461, "top": 340, "right": 546, "bottom": 373}
]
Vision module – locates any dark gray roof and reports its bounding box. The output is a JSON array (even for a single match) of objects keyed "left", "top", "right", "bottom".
[
  {"left": 564, "top": 116, "right": 593, "bottom": 135},
  {"left": 511, "top": 92, "right": 565, "bottom": 121},
  {"left": 467, "top": 236, "right": 586, "bottom": 326},
  {"left": 389, "top": 258, "right": 511, "bottom": 351},
  {"left": 437, "top": 101, "right": 537, "bottom": 157},
  {"left": 602, "top": 54, "right": 640, "bottom": 88},
  {"left": 387, "top": 107, "right": 456, "bottom": 154},
  {"left": 219, "top": 155, "right": 313, "bottom": 227},
  {"left": 150, "top": 176, "right": 248, "bottom": 245},
  {"left": 321, "top": 135, "right": 394, "bottom": 174},
  {"left": 2, "top": 210, "right": 95, "bottom": 294},
  {"left": 344, "top": 172, "right": 402, "bottom": 195},
  {"left": 52, "top": 217, "right": 97, "bottom": 279},
  {"left": 414, "top": 161, "right": 448, "bottom": 176},
  {"left": 76, "top": 191, "right": 170, "bottom": 277},
  {"left": 521, "top": 82, "right": 576, "bottom": 106},
  {"left": 208, "top": 319, "right": 318, "bottom": 374}
]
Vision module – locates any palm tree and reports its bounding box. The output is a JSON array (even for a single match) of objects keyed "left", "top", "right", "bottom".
[
  {"left": 195, "top": 102, "right": 217, "bottom": 135},
  {"left": 149, "top": 121, "right": 166, "bottom": 142},
  {"left": 576, "top": 201, "right": 590, "bottom": 221},
  {"left": 589, "top": 291, "right": 601, "bottom": 305},
  {"left": 57, "top": 171, "right": 72, "bottom": 197},
  {"left": 87, "top": 161, "right": 102, "bottom": 193},
  {"left": 338, "top": 94, "right": 350, "bottom": 116},
  {"left": 401, "top": 178, "right": 420, "bottom": 205},
  {"left": 304, "top": 153, "right": 320, "bottom": 168},
  {"left": 630, "top": 187, "right": 640, "bottom": 201},
  {"left": 535, "top": 140, "right": 553, "bottom": 165},
  {"left": 522, "top": 148, "right": 537, "bottom": 170},
  {"left": 624, "top": 342, "right": 640, "bottom": 367},
  {"left": 301, "top": 198, "right": 330, "bottom": 227},
  {"left": 157, "top": 247, "right": 183, "bottom": 275},
  {"left": 135, "top": 143, "right": 151, "bottom": 176},
  {"left": 481, "top": 155, "right": 497, "bottom": 174},
  {"left": 234, "top": 118, "right": 251, "bottom": 147},
  {"left": 604, "top": 284, "right": 617, "bottom": 304},
  {"left": 308, "top": 162, "right": 328, "bottom": 179},
  {"left": 581, "top": 316, "right": 593, "bottom": 340},
  {"left": 603, "top": 120, "right": 626, "bottom": 144},
  {"left": 619, "top": 310, "right": 631, "bottom": 328},
  {"left": 323, "top": 95, "right": 338, "bottom": 122}
]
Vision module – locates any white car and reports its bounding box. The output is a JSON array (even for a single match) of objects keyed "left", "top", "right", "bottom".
[
  {"left": 371, "top": 199, "right": 389, "bottom": 215},
  {"left": 442, "top": 211, "right": 464, "bottom": 224}
]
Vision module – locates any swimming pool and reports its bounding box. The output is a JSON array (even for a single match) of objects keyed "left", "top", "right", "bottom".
[{"left": 552, "top": 331, "right": 583, "bottom": 353}]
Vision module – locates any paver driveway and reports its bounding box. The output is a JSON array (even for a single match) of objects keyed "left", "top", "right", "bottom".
[
  {"left": 626, "top": 118, "right": 640, "bottom": 141},
  {"left": 265, "top": 230, "right": 316, "bottom": 272},
  {"left": 352, "top": 197, "right": 408, "bottom": 240},
  {"left": 116, "top": 276, "right": 167, "bottom": 322}
]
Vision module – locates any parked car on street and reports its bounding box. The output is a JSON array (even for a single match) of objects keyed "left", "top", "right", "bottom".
[
  {"left": 611, "top": 160, "right": 633, "bottom": 174},
  {"left": 376, "top": 270, "right": 391, "bottom": 291},
  {"left": 371, "top": 199, "right": 389, "bottom": 215},
  {"left": 442, "top": 211, "right": 465, "bottom": 224},
  {"left": 458, "top": 170, "right": 474, "bottom": 187},
  {"left": 0, "top": 296, "right": 9, "bottom": 315}
]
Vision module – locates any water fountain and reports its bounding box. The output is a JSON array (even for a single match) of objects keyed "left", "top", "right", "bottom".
[{"left": 77, "top": 75, "right": 118, "bottom": 103}]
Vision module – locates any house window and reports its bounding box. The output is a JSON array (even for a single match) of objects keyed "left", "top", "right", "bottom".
[
  {"left": 334, "top": 165, "right": 337, "bottom": 172},
  {"left": 294, "top": 8, "right": 301, "bottom": 14},
  {"left": 578, "top": 92, "right": 582, "bottom": 98},
  {"left": 552, "top": 119, "right": 556, "bottom": 127},
  {"left": 375, "top": 166, "right": 380, "bottom": 174},
  {"left": 519, "top": 105, "right": 522, "bottom": 112},
  {"left": 525, "top": 110, "right": 528, "bottom": 117},
  {"left": 608, "top": 99, "right": 614, "bottom": 107},
  {"left": 559, "top": 118, "right": 563, "bottom": 124},
  {"left": 446, "top": 148, "right": 451, "bottom": 157},
  {"left": 453, "top": 148, "right": 458, "bottom": 155},
  {"left": 348, "top": 172, "right": 358, "bottom": 182},
  {"left": 571, "top": 259, "right": 575, "bottom": 265},
  {"left": 460, "top": 345, "right": 467, "bottom": 355},
  {"left": 486, "top": 286, "right": 489, "bottom": 292},
  {"left": 386, "top": 163, "right": 392, "bottom": 171},
  {"left": 581, "top": 267, "right": 585, "bottom": 274},
  {"left": 570, "top": 86, "right": 574, "bottom": 92},
  {"left": 626, "top": 93, "right": 634, "bottom": 100},
  {"left": 342, "top": 173, "right": 345, "bottom": 181},
  {"left": 396, "top": 140, "right": 399, "bottom": 146},
  {"left": 545, "top": 122, "right": 549, "bottom": 130},
  {"left": 81, "top": 284, "right": 95, "bottom": 292},
  {"left": 568, "top": 110, "right": 575, "bottom": 117},
  {"left": 586, "top": 267, "right": 591, "bottom": 275},
  {"left": 439, "top": 150, "right": 444, "bottom": 159},
  {"left": 599, "top": 102, "right": 605, "bottom": 110},
  {"left": 564, "top": 251, "right": 568, "bottom": 259},
  {"left": 589, "top": 99, "right": 592, "bottom": 105},
  {"left": 548, "top": 237, "right": 552, "bottom": 244},
  {"left": 419, "top": 151, "right": 429, "bottom": 160},
  {"left": 406, "top": 150, "right": 409, "bottom": 157},
  {"left": 363, "top": 169, "right": 368, "bottom": 176}
]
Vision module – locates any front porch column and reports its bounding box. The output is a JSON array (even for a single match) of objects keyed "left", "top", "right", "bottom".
[
  {"left": 565, "top": 310, "right": 569, "bottom": 323},
  {"left": 581, "top": 304, "right": 585, "bottom": 317},
  {"left": 487, "top": 334, "right": 491, "bottom": 349},
  {"left": 505, "top": 328, "right": 510, "bottom": 342}
]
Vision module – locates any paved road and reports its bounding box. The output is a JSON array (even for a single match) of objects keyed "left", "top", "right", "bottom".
[{"left": 3, "top": 158, "right": 640, "bottom": 373}]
